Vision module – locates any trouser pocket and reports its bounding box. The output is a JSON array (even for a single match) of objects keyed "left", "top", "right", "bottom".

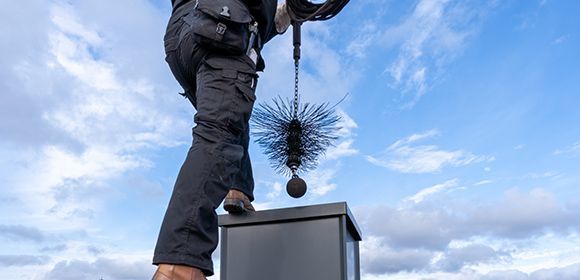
[
  {"left": 164, "top": 11, "right": 208, "bottom": 107},
  {"left": 195, "top": 56, "right": 257, "bottom": 139}
]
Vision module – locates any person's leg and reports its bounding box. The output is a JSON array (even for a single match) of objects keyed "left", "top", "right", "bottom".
[
  {"left": 154, "top": 12, "right": 214, "bottom": 276},
  {"left": 153, "top": 134, "right": 222, "bottom": 275},
  {"left": 223, "top": 124, "right": 256, "bottom": 213},
  {"left": 238, "top": 123, "right": 255, "bottom": 200},
  {"left": 154, "top": 54, "right": 257, "bottom": 276}
]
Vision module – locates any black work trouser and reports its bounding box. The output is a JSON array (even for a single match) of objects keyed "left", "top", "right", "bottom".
[{"left": 153, "top": 8, "right": 258, "bottom": 276}]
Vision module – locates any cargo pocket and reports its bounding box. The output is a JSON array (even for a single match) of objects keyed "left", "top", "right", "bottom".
[
  {"left": 199, "top": 57, "right": 258, "bottom": 138},
  {"left": 229, "top": 71, "right": 257, "bottom": 136},
  {"left": 194, "top": 61, "right": 229, "bottom": 128}
]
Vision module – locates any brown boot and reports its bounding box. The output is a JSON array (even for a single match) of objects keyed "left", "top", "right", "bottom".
[
  {"left": 152, "top": 264, "right": 207, "bottom": 280},
  {"left": 223, "top": 189, "right": 255, "bottom": 214}
]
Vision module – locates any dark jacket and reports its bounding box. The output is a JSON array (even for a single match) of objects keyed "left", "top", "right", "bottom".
[{"left": 170, "top": 0, "right": 278, "bottom": 45}]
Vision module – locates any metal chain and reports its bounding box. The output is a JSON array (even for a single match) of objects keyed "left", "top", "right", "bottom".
[{"left": 293, "top": 59, "right": 300, "bottom": 118}]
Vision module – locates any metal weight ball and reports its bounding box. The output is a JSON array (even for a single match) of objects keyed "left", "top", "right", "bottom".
[{"left": 286, "top": 176, "right": 307, "bottom": 198}]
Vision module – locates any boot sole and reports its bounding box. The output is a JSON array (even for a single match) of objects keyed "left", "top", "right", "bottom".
[{"left": 223, "top": 198, "right": 245, "bottom": 214}]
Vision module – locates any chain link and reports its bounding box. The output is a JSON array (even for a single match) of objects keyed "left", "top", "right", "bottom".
[{"left": 293, "top": 59, "right": 300, "bottom": 118}]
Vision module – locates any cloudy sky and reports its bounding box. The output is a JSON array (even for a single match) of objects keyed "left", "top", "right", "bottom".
[{"left": 1, "top": 0, "right": 580, "bottom": 279}]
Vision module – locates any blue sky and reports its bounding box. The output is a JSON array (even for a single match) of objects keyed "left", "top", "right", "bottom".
[{"left": 1, "top": 0, "right": 580, "bottom": 279}]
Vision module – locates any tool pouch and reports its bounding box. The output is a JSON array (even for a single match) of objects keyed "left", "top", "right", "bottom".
[{"left": 185, "top": 0, "right": 253, "bottom": 55}]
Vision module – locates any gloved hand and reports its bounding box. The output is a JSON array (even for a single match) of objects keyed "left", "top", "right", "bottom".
[{"left": 275, "top": 1, "right": 291, "bottom": 33}]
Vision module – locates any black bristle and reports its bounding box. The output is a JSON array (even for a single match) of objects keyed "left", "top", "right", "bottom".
[{"left": 251, "top": 97, "right": 341, "bottom": 176}]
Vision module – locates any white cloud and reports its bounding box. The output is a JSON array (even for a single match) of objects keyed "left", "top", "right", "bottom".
[
  {"left": 552, "top": 35, "right": 569, "bottom": 45},
  {"left": 382, "top": 0, "right": 480, "bottom": 107},
  {"left": 42, "top": 258, "right": 153, "bottom": 280},
  {"left": 46, "top": 9, "right": 188, "bottom": 149},
  {"left": 324, "top": 110, "right": 359, "bottom": 160},
  {"left": 50, "top": 31, "right": 121, "bottom": 91},
  {"left": 12, "top": 0, "right": 187, "bottom": 213},
  {"left": 12, "top": 144, "right": 149, "bottom": 229},
  {"left": 404, "top": 129, "right": 440, "bottom": 143},
  {"left": 0, "top": 1, "right": 190, "bottom": 278},
  {"left": 554, "top": 141, "right": 580, "bottom": 156},
  {"left": 361, "top": 236, "right": 433, "bottom": 274},
  {"left": 405, "top": 178, "right": 460, "bottom": 204},
  {"left": 522, "top": 171, "right": 562, "bottom": 180},
  {"left": 475, "top": 180, "right": 493, "bottom": 186},
  {"left": 367, "top": 130, "right": 492, "bottom": 173},
  {"left": 371, "top": 145, "right": 485, "bottom": 173},
  {"left": 362, "top": 262, "right": 580, "bottom": 280},
  {"left": 435, "top": 244, "right": 509, "bottom": 272},
  {"left": 345, "top": 0, "right": 495, "bottom": 107},
  {"left": 346, "top": 20, "right": 380, "bottom": 59},
  {"left": 51, "top": 4, "right": 102, "bottom": 45},
  {"left": 482, "top": 270, "right": 530, "bottom": 280},
  {"left": 356, "top": 188, "right": 580, "bottom": 276},
  {"left": 471, "top": 188, "right": 568, "bottom": 238},
  {"left": 258, "top": 21, "right": 359, "bottom": 105},
  {"left": 325, "top": 139, "right": 358, "bottom": 160},
  {"left": 266, "top": 182, "right": 283, "bottom": 200},
  {"left": 303, "top": 168, "right": 338, "bottom": 197},
  {"left": 0, "top": 255, "right": 51, "bottom": 267},
  {"left": 0, "top": 225, "right": 46, "bottom": 243},
  {"left": 336, "top": 109, "right": 358, "bottom": 138},
  {"left": 529, "top": 262, "right": 580, "bottom": 280}
]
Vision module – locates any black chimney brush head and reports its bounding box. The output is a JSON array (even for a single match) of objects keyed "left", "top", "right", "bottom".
[{"left": 252, "top": 97, "right": 341, "bottom": 176}]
